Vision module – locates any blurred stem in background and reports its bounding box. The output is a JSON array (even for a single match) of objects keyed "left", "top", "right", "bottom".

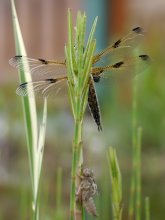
[
  {"left": 107, "top": 147, "right": 123, "bottom": 220},
  {"left": 129, "top": 77, "right": 138, "bottom": 220},
  {"left": 145, "top": 197, "right": 150, "bottom": 220},
  {"left": 65, "top": 10, "right": 97, "bottom": 220},
  {"left": 135, "top": 127, "right": 142, "bottom": 220},
  {"left": 54, "top": 167, "right": 65, "bottom": 220},
  {"left": 10, "top": 1, "right": 47, "bottom": 220},
  {"left": 129, "top": 77, "right": 147, "bottom": 220},
  {"left": 56, "top": 167, "right": 62, "bottom": 211},
  {"left": 108, "top": 80, "right": 150, "bottom": 220}
]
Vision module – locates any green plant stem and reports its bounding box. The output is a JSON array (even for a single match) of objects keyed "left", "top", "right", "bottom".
[
  {"left": 107, "top": 147, "right": 122, "bottom": 220},
  {"left": 33, "top": 206, "right": 39, "bottom": 220},
  {"left": 135, "top": 127, "right": 142, "bottom": 220},
  {"left": 56, "top": 167, "right": 62, "bottom": 209},
  {"left": 129, "top": 78, "right": 137, "bottom": 220},
  {"left": 66, "top": 11, "right": 97, "bottom": 219},
  {"left": 145, "top": 197, "right": 150, "bottom": 220},
  {"left": 10, "top": 2, "right": 47, "bottom": 219},
  {"left": 70, "top": 115, "right": 83, "bottom": 220}
]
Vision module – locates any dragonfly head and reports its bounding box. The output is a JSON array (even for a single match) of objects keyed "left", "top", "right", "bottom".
[
  {"left": 93, "top": 76, "right": 101, "bottom": 83},
  {"left": 82, "top": 168, "right": 94, "bottom": 177}
]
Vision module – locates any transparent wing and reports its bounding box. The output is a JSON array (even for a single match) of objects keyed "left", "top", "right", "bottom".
[
  {"left": 9, "top": 55, "right": 67, "bottom": 81},
  {"left": 92, "top": 54, "right": 151, "bottom": 81},
  {"left": 16, "top": 77, "right": 67, "bottom": 98},
  {"left": 93, "top": 27, "right": 145, "bottom": 65}
]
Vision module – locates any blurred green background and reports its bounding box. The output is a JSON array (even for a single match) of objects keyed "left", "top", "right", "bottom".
[{"left": 1, "top": 0, "right": 165, "bottom": 219}]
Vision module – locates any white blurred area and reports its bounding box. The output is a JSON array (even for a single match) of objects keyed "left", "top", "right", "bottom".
[
  {"left": 0, "top": 0, "right": 165, "bottom": 82},
  {"left": 128, "top": 0, "right": 165, "bottom": 24},
  {"left": 129, "top": 0, "right": 165, "bottom": 14}
]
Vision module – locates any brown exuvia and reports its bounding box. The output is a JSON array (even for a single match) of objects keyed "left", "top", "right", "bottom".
[{"left": 76, "top": 168, "right": 98, "bottom": 217}]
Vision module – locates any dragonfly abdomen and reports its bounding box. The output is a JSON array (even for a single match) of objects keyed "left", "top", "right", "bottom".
[
  {"left": 88, "top": 78, "right": 102, "bottom": 131},
  {"left": 84, "top": 197, "right": 98, "bottom": 217}
]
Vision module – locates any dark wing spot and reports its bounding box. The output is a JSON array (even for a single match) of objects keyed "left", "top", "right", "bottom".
[
  {"left": 20, "top": 82, "right": 28, "bottom": 88},
  {"left": 113, "top": 61, "right": 124, "bottom": 68},
  {"left": 15, "top": 55, "right": 23, "bottom": 58},
  {"left": 38, "top": 58, "right": 48, "bottom": 64},
  {"left": 113, "top": 39, "right": 121, "bottom": 48},
  {"left": 45, "top": 78, "right": 57, "bottom": 83},
  {"left": 139, "top": 54, "right": 149, "bottom": 61},
  {"left": 132, "top": 27, "right": 143, "bottom": 34}
]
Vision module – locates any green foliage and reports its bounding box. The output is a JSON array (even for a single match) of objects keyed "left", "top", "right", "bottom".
[
  {"left": 145, "top": 197, "right": 150, "bottom": 220},
  {"left": 107, "top": 147, "right": 123, "bottom": 220},
  {"left": 65, "top": 10, "right": 97, "bottom": 219},
  {"left": 10, "top": 1, "right": 47, "bottom": 219},
  {"left": 135, "top": 127, "right": 142, "bottom": 220},
  {"left": 54, "top": 167, "right": 66, "bottom": 220},
  {"left": 9, "top": 2, "right": 155, "bottom": 220}
]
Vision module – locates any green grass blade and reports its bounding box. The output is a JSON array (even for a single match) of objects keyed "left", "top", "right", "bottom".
[
  {"left": 84, "top": 17, "right": 98, "bottom": 59},
  {"left": 10, "top": 1, "right": 47, "bottom": 219},
  {"left": 129, "top": 77, "right": 138, "bottom": 220},
  {"left": 107, "top": 147, "right": 123, "bottom": 220},
  {"left": 56, "top": 167, "right": 62, "bottom": 209},
  {"left": 10, "top": 0, "right": 37, "bottom": 196},
  {"left": 82, "top": 17, "right": 97, "bottom": 90},
  {"left": 145, "top": 197, "right": 150, "bottom": 220},
  {"left": 67, "top": 9, "right": 76, "bottom": 82},
  {"left": 75, "top": 12, "right": 86, "bottom": 72},
  {"left": 54, "top": 167, "right": 66, "bottom": 220},
  {"left": 135, "top": 127, "right": 142, "bottom": 220},
  {"left": 34, "top": 98, "right": 47, "bottom": 204},
  {"left": 66, "top": 10, "right": 97, "bottom": 219}
]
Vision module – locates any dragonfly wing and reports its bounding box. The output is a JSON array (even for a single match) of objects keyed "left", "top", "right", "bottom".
[
  {"left": 92, "top": 54, "right": 151, "bottom": 81},
  {"left": 93, "top": 27, "right": 145, "bottom": 65},
  {"left": 16, "top": 77, "right": 67, "bottom": 98},
  {"left": 9, "top": 55, "right": 67, "bottom": 80}
]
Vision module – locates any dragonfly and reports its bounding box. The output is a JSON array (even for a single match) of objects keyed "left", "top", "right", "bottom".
[{"left": 9, "top": 27, "right": 151, "bottom": 131}]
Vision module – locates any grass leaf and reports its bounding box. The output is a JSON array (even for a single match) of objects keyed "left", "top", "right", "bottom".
[
  {"left": 10, "top": 1, "right": 47, "bottom": 219},
  {"left": 107, "top": 147, "right": 123, "bottom": 220}
]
